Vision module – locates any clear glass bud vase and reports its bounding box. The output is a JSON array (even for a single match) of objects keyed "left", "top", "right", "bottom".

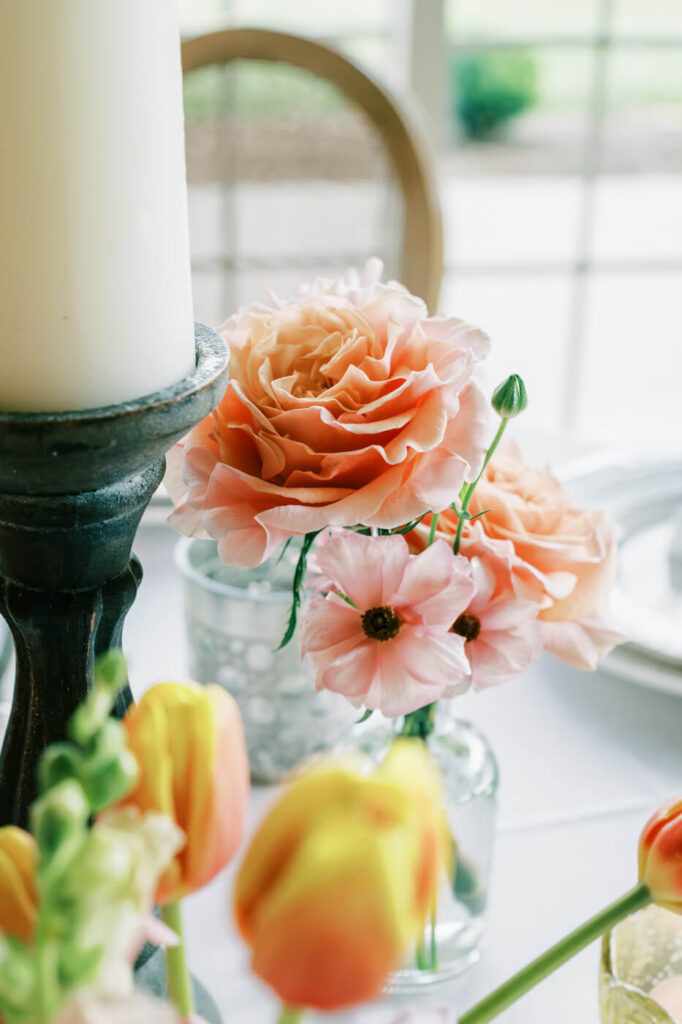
[{"left": 347, "top": 702, "right": 499, "bottom": 990}]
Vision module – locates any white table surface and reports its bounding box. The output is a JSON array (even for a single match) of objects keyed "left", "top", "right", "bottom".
[{"left": 122, "top": 437, "right": 682, "bottom": 1024}]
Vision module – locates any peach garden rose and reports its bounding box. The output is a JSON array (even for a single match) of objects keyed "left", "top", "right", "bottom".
[
  {"left": 167, "top": 260, "right": 491, "bottom": 568},
  {"left": 465, "top": 442, "right": 623, "bottom": 669}
]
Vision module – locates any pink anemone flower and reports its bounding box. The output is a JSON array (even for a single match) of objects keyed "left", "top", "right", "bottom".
[
  {"left": 301, "top": 531, "right": 474, "bottom": 717},
  {"left": 454, "top": 523, "right": 543, "bottom": 689}
]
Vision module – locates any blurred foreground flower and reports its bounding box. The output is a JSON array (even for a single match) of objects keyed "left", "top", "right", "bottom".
[
  {"left": 117, "top": 681, "right": 249, "bottom": 904},
  {"left": 302, "top": 531, "right": 474, "bottom": 716},
  {"left": 116, "top": 680, "right": 249, "bottom": 1018},
  {"left": 234, "top": 739, "right": 445, "bottom": 1014},
  {"left": 0, "top": 653, "right": 183, "bottom": 1024},
  {"left": 0, "top": 826, "right": 38, "bottom": 943}
]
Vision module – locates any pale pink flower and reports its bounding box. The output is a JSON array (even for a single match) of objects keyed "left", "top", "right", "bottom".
[
  {"left": 454, "top": 524, "right": 543, "bottom": 688},
  {"left": 301, "top": 532, "right": 474, "bottom": 716},
  {"left": 412, "top": 442, "right": 624, "bottom": 670},
  {"left": 167, "top": 260, "right": 491, "bottom": 567}
]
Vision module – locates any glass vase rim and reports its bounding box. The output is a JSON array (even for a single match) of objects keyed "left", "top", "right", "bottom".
[{"left": 174, "top": 536, "right": 294, "bottom": 604}]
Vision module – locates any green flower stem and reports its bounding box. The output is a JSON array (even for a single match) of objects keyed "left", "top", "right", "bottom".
[
  {"left": 458, "top": 883, "right": 651, "bottom": 1024},
  {"left": 161, "top": 900, "right": 195, "bottom": 1018},
  {"left": 401, "top": 702, "right": 436, "bottom": 739},
  {"left": 454, "top": 418, "right": 508, "bottom": 555},
  {"left": 428, "top": 512, "right": 439, "bottom": 546},
  {"left": 277, "top": 1007, "right": 304, "bottom": 1024}
]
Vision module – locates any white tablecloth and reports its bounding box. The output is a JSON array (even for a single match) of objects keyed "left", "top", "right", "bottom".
[{"left": 125, "top": 449, "right": 682, "bottom": 1024}]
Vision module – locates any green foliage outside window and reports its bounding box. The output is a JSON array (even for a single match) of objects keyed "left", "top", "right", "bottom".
[{"left": 451, "top": 49, "right": 538, "bottom": 140}]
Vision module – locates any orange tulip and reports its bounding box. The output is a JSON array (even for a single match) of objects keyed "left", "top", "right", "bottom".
[
  {"left": 0, "top": 826, "right": 38, "bottom": 942},
  {"left": 118, "top": 682, "right": 249, "bottom": 904},
  {"left": 234, "top": 739, "right": 445, "bottom": 1012},
  {"left": 638, "top": 796, "right": 682, "bottom": 912}
]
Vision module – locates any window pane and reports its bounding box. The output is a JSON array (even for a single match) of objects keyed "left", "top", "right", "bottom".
[
  {"left": 443, "top": 176, "right": 582, "bottom": 267},
  {"left": 598, "top": 48, "right": 682, "bottom": 174},
  {"left": 447, "top": 0, "right": 598, "bottom": 42},
  {"left": 578, "top": 272, "right": 682, "bottom": 441},
  {"left": 440, "top": 273, "right": 572, "bottom": 431},
  {"left": 592, "top": 176, "right": 682, "bottom": 261},
  {"left": 614, "top": 0, "right": 682, "bottom": 38},
  {"left": 227, "top": 0, "right": 390, "bottom": 36}
]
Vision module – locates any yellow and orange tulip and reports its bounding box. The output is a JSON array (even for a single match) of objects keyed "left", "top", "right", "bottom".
[
  {"left": 234, "top": 739, "right": 446, "bottom": 1012},
  {"left": 0, "top": 826, "right": 38, "bottom": 943},
  {"left": 117, "top": 681, "right": 249, "bottom": 904},
  {"left": 639, "top": 796, "right": 682, "bottom": 912}
]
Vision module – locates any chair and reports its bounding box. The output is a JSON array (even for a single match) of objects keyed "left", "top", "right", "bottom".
[{"left": 181, "top": 27, "right": 443, "bottom": 322}]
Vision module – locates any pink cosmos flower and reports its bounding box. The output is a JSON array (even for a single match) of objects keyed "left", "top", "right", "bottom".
[
  {"left": 301, "top": 531, "right": 475, "bottom": 717},
  {"left": 455, "top": 524, "right": 543, "bottom": 688},
  {"left": 167, "top": 260, "right": 491, "bottom": 568}
]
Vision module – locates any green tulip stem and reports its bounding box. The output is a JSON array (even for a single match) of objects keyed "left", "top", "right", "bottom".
[
  {"left": 277, "top": 1007, "right": 304, "bottom": 1024},
  {"left": 161, "top": 900, "right": 195, "bottom": 1018},
  {"left": 453, "top": 418, "right": 508, "bottom": 555},
  {"left": 458, "top": 883, "right": 652, "bottom": 1024}
]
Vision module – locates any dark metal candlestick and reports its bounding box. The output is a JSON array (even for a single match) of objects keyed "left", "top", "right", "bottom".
[{"left": 0, "top": 323, "right": 229, "bottom": 827}]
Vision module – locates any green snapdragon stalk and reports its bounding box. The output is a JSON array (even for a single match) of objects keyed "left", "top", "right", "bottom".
[{"left": 0, "top": 652, "right": 179, "bottom": 1024}]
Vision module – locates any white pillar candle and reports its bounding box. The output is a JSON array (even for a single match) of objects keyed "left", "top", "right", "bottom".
[{"left": 0, "top": 0, "right": 195, "bottom": 412}]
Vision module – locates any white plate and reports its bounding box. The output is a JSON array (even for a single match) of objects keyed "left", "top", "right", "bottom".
[{"left": 558, "top": 450, "right": 682, "bottom": 695}]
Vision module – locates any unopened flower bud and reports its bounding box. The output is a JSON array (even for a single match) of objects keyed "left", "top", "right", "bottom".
[
  {"left": 69, "top": 652, "right": 128, "bottom": 747},
  {"left": 491, "top": 374, "right": 527, "bottom": 419},
  {"left": 38, "top": 744, "right": 83, "bottom": 793},
  {"left": 638, "top": 797, "right": 682, "bottom": 912},
  {"left": 0, "top": 936, "right": 36, "bottom": 1012},
  {"left": 82, "top": 736, "right": 138, "bottom": 814},
  {"left": 31, "top": 780, "right": 89, "bottom": 857}
]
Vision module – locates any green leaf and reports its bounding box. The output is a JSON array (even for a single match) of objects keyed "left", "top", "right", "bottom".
[
  {"left": 277, "top": 531, "right": 320, "bottom": 650},
  {"left": 275, "top": 536, "right": 293, "bottom": 565},
  {"left": 93, "top": 650, "right": 128, "bottom": 696},
  {"left": 356, "top": 709, "right": 373, "bottom": 724},
  {"left": 392, "top": 511, "right": 430, "bottom": 535}
]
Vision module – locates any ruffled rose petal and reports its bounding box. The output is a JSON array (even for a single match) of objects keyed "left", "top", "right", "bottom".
[
  {"left": 167, "top": 261, "right": 491, "bottom": 566},
  {"left": 541, "top": 616, "right": 625, "bottom": 670}
]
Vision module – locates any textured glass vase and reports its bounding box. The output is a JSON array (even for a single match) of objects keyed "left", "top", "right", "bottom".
[
  {"left": 176, "top": 537, "right": 357, "bottom": 782},
  {"left": 346, "top": 704, "right": 499, "bottom": 990},
  {"left": 601, "top": 905, "right": 682, "bottom": 1023}
]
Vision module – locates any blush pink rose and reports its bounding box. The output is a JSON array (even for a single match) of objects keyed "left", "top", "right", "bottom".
[
  {"left": 453, "top": 523, "right": 543, "bottom": 688},
  {"left": 465, "top": 442, "right": 624, "bottom": 669},
  {"left": 301, "top": 531, "right": 475, "bottom": 717},
  {"left": 167, "top": 260, "right": 491, "bottom": 567}
]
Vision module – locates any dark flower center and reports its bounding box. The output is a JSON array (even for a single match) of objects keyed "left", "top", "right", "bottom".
[
  {"left": 451, "top": 613, "right": 481, "bottom": 643},
  {"left": 361, "top": 606, "right": 402, "bottom": 642}
]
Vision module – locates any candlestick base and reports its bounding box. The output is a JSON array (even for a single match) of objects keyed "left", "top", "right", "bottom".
[{"left": 0, "top": 323, "right": 229, "bottom": 827}]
